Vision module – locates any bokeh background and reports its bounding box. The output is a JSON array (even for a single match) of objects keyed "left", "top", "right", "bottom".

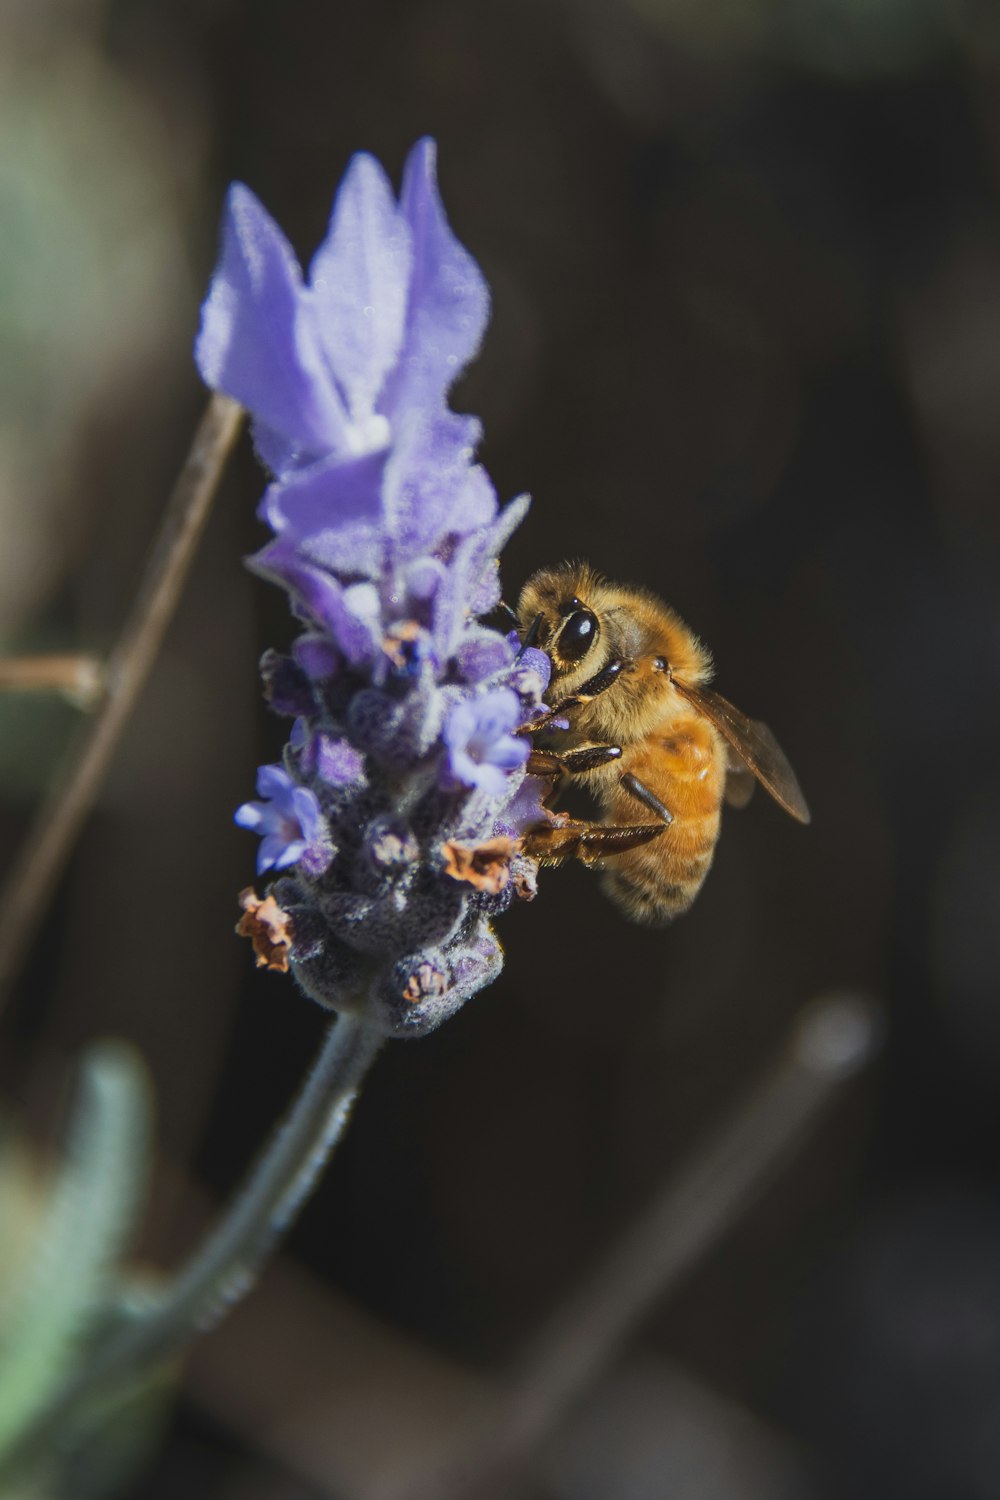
[{"left": 2, "top": 0, "right": 1000, "bottom": 1495}]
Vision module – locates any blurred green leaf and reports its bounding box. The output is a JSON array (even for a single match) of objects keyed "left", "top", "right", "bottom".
[
  {"left": 0, "top": 45, "right": 195, "bottom": 639},
  {"left": 0, "top": 1042, "right": 152, "bottom": 1458}
]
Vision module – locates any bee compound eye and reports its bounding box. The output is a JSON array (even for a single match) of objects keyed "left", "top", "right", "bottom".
[{"left": 557, "top": 608, "right": 600, "bottom": 664}]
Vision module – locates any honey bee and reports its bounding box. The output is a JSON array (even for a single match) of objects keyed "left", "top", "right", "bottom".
[{"left": 516, "top": 562, "right": 810, "bottom": 924}]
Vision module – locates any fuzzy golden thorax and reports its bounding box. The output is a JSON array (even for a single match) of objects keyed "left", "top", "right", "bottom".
[{"left": 517, "top": 562, "right": 714, "bottom": 746}]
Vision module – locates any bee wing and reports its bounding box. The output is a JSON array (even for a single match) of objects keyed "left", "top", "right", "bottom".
[
  {"left": 672, "top": 680, "right": 811, "bottom": 824},
  {"left": 723, "top": 754, "right": 756, "bottom": 810}
]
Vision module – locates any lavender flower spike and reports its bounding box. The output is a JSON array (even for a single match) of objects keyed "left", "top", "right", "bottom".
[{"left": 198, "top": 141, "right": 548, "bottom": 1037}]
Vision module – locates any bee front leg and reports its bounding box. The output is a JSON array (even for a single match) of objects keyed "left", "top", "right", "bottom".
[
  {"left": 527, "top": 743, "right": 623, "bottom": 780},
  {"left": 516, "top": 658, "right": 630, "bottom": 736}
]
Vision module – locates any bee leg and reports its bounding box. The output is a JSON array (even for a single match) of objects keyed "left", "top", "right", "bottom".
[
  {"left": 527, "top": 743, "right": 623, "bottom": 780},
  {"left": 619, "top": 772, "right": 673, "bottom": 826},
  {"left": 564, "top": 657, "right": 631, "bottom": 705},
  {"left": 517, "top": 658, "right": 631, "bottom": 735},
  {"left": 522, "top": 816, "right": 667, "bottom": 867}
]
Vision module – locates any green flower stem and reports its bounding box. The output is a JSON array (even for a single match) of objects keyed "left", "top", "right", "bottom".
[{"left": 0, "top": 1009, "right": 382, "bottom": 1473}]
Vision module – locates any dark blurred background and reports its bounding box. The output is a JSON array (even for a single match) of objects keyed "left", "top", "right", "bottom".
[{"left": 2, "top": 0, "right": 1000, "bottom": 1495}]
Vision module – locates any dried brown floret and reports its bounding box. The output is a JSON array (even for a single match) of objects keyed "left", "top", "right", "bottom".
[
  {"left": 236, "top": 887, "right": 292, "bottom": 972},
  {"left": 402, "top": 961, "right": 449, "bottom": 1005},
  {"left": 440, "top": 835, "right": 521, "bottom": 896}
]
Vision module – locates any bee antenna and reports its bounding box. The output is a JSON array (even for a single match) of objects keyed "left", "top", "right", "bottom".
[
  {"left": 516, "top": 612, "right": 545, "bottom": 661},
  {"left": 496, "top": 599, "right": 520, "bottom": 629}
]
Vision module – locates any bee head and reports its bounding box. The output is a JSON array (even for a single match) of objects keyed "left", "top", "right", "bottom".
[{"left": 517, "top": 563, "right": 607, "bottom": 682}]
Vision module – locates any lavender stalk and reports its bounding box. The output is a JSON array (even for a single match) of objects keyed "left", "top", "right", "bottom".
[
  {"left": 0, "top": 139, "right": 553, "bottom": 1478},
  {"left": 0, "top": 1013, "right": 378, "bottom": 1483}
]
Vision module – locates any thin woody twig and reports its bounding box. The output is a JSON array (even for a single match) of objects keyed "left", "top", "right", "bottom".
[
  {"left": 399, "top": 991, "right": 880, "bottom": 1500},
  {"left": 0, "top": 393, "right": 244, "bottom": 1008},
  {"left": 0, "top": 655, "right": 105, "bottom": 707}
]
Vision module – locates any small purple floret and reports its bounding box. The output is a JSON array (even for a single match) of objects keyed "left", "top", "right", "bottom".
[
  {"left": 235, "top": 764, "right": 325, "bottom": 875},
  {"left": 443, "top": 689, "right": 530, "bottom": 797}
]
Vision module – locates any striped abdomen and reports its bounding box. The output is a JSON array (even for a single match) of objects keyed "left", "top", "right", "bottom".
[{"left": 596, "top": 712, "right": 726, "bottom": 925}]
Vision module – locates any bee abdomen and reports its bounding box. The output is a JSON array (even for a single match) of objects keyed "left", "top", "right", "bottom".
[
  {"left": 600, "top": 866, "right": 702, "bottom": 925},
  {"left": 598, "top": 726, "right": 724, "bottom": 924}
]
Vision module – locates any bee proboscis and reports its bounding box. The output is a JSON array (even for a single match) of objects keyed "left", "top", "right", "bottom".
[{"left": 517, "top": 562, "right": 810, "bottom": 924}]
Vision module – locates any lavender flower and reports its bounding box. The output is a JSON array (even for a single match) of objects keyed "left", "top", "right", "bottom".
[
  {"left": 234, "top": 765, "right": 329, "bottom": 877},
  {"left": 198, "top": 140, "right": 547, "bottom": 1037},
  {"left": 443, "top": 689, "right": 529, "bottom": 796}
]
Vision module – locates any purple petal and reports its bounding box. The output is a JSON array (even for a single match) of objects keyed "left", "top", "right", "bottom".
[
  {"left": 496, "top": 774, "right": 549, "bottom": 837},
  {"left": 470, "top": 690, "right": 519, "bottom": 740},
  {"left": 489, "top": 736, "right": 530, "bottom": 772},
  {"left": 291, "top": 784, "right": 324, "bottom": 841},
  {"left": 431, "top": 494, "right": 530, "bottom": 659},
  {"left": 442, "top": 688, "right": 527, "bottom": 795},
  {"left": 381, "top": 139, "right": 490, "bottom": 419},
  {"left": 340, "top": 582, "right": 383, "bottom": 663},
  {"left": 470, "top": 495, "right": 531, "bottom": 616},
  {"left": 299, "top": 842, "right": 335, "bottom": 878},
  {"left": 250, "top": 540, "right": 344, "bottom": 630},
  {"left": 259, "top": 833, "right": 306, "bottom": 875},
  {"left": 511, "top": 645, "right": 551, "bottom": 691},
  {"left": 489, "top": 491, "right": 531, "bottom": 556},
  {"left": 249, "top": 541, "right": 383, "bottom": 664},
  {"left": 250, "top": 420, "right": 299, "bottom": 478},
  {"left": 261, "top": 447, "right": 384, "bottom": 537},
  {"left": 256, "top": 763, "right": 292, "bottom": 800},
  {"left": 313, "top": 734, "right": 366, "bottom": 785},
  {"left": 260, "top": 448, "right": 387, "bottom": 578},
  {"left": 309, "top": 153, "right": 412, "bottom": 423},
  {"left": 404, "top": 555, "right": 446, "bottom": 602},
  {"left": 464, "top": 762, "right": 507, "bottom": 797},
  {"left": 431, "top": 532, "right": 489, "bottom": 661},
  {"left": 454, "top": 628, "right": 514, "bottom": 684},
  {"left": 382, "top": 409, "right": 496, "bottom": 560},
  {"left": 195, "top": 184, "right": 351, "bottom": 461},
  {"left": 442, "top": 698, "right": 476, "bottom": 752},
  {"left": 234, "top": 801, "right": 265, "bottom": 830},
  {"left": 292, "top": 633, "right": 340, "bottom": 681}
]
